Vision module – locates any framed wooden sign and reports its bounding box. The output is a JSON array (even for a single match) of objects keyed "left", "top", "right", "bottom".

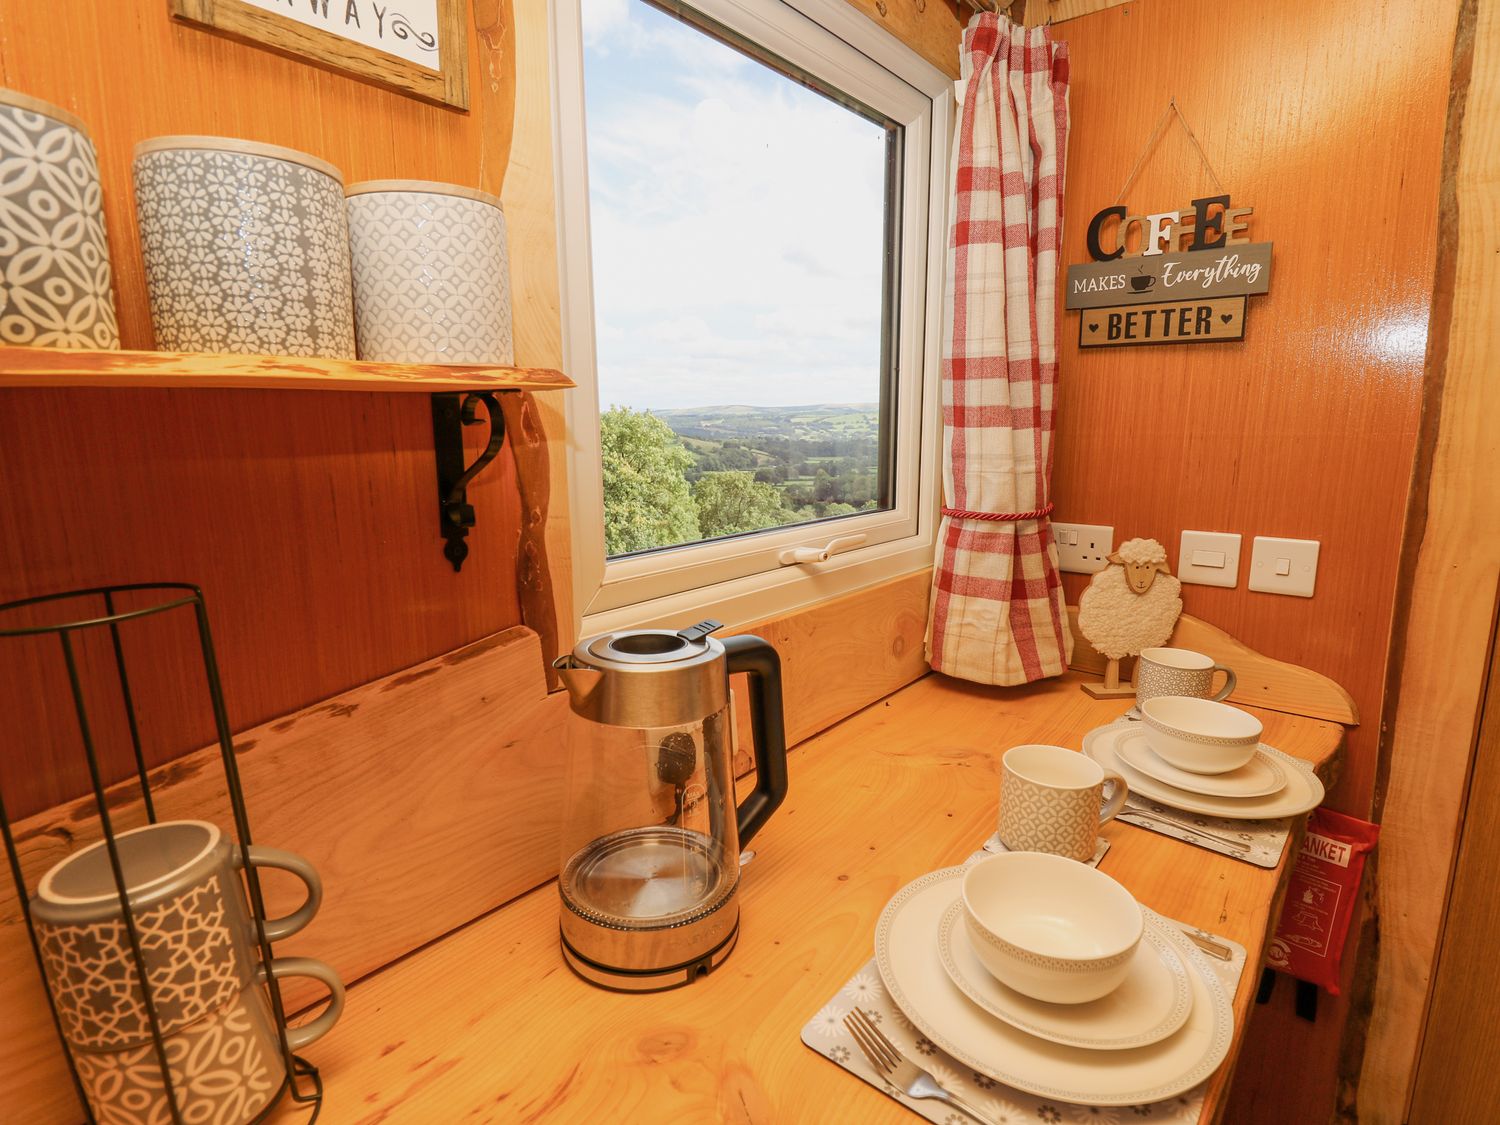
[{"left": 170, "top": 0, "right": 470, "bottom": 110}]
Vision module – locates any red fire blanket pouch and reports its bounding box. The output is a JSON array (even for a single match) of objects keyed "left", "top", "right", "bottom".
[{"left": 1266, "top": 807, "right": 1379, "bottom": 995}]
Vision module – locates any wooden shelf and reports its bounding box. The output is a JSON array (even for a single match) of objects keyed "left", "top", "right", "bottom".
[{"left": 0, "top": 346, "right": 574, "bottom": 393}]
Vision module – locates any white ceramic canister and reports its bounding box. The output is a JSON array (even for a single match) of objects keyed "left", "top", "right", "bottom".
[
  {"left": 0, "top": 88, "right": 120, "bottom": 349},
  {"left": 132, "top": 136, "right": 355, "bottom": 357},
  {"left": 345, "top": 180, "right": 513, "bottom": 365}
]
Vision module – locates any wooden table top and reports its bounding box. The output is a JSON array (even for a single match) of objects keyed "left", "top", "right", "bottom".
[{"left": 270, "top": 670, "right": 1344, "bottom": 1124}]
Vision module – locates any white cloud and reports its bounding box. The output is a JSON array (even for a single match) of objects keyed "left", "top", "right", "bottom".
[{"left": 582, "top": 0, "right": 888, "bottom": 409}]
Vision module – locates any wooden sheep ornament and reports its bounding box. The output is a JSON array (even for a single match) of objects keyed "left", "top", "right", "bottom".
[{"left": 1077, "top": 537, "right": 1183, "bottom": 698}]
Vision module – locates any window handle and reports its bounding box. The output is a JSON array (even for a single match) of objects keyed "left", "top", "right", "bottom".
[{"left": 778, "top": 534, "right": 869, "bottom": 566}]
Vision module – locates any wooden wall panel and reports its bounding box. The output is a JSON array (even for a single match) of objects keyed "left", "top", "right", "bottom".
[
  {"left": 1051, "top": 0, "right": 1455, "bottom": 821},
  {"left": 1048, "top": 3, "right": 1459, "bottom": 1122},
  {"left": 0, "top": 0, "right": 547, "bottom": 819}
]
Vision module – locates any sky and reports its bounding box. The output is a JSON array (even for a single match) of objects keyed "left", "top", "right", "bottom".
[{"left": 581, "top": 0, "right": 890, "bottom": 410}]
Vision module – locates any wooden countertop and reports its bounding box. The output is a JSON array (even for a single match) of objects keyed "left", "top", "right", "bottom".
[{"left": 271, "top": 670, "right": 1343, "bottom": 1124}]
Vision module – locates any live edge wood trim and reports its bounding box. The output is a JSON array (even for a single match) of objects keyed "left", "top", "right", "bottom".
[
  {"left": 0, "top": 625, "right": 568, "bottom": 1124},
  {"left": 0, "top": 572, "right": 933, "bottom": 1121},
  {"left": 1066, "top": 606, "right": 1360, "bottom": 727}
]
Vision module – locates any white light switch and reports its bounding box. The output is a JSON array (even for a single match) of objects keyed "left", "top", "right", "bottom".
[
  {"left": 1178, "top": 531, "right": 1241, "bottom": 588},
  {"left": 1249, "top": 536, "right": 1320, "bottom": 597}
]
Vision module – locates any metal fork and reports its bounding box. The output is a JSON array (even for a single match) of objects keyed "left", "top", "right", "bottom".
[{"left": 843, "top": 1008, "right": 994, "bottom": 1124}]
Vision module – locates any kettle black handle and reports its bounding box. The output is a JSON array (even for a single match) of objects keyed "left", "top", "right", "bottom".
[{"left": 723, "top": 634, "right": 788, "bottom": 846}]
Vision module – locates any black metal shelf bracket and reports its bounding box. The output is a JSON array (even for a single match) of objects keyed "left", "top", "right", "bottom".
[{"left": 432, "top": 391, "right": 509, "bottom": 572}]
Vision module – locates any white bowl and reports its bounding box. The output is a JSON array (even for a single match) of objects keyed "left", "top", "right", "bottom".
[
  {"left": 961, "top": 853, "right": 1143, "bottom": 1004},
  {"left": 1140, "top": 696, "right": 1262, "bottom": 775}
]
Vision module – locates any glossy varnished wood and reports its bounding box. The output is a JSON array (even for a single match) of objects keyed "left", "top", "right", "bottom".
[
  {"left": 0, "top": 0, "right": 541, "bottom": 820},
  {"left": 1048, "top": 4, "right": 1461, "bottom": 1121},
  {"left": 255, "top": 672, "right": 1341, "bottom": 1124},
  {"left": 1051, "top": 0, "right": 1455, "bottom": 820},
  {"left": 0, "top": 347, "right": 573, "bottom": 393}
]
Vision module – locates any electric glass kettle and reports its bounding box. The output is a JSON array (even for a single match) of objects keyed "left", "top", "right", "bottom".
[{"left": 553, "top": 620, "right": 788, "bottom": 991}]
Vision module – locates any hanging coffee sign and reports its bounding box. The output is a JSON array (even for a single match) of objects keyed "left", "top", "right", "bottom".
[{"left": 1066, "top": 196, "right": 1272, "bottom": 348}]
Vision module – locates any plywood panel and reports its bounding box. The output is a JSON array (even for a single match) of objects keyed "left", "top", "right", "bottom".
[{"left": 0, "top": 626, "right": 568, "bottom": 1124}]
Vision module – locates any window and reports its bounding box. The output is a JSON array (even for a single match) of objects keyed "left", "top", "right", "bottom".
[{"left": 554, "top": 0, "right": 950, "bottom": 632}]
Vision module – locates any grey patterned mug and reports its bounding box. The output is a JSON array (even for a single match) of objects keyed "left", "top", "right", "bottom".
[
  {"left": 998, "top": 745, "right": 1127, "bottom": 863},
  {"left": 32, "top": 820, "right": 322, "bottom": 1052},
  {"left": 1134, "top": 647, "right": 1236, "bottom": 706},
  {"left": 73, "top": 962, "right": 343, "bottom": 1125}
]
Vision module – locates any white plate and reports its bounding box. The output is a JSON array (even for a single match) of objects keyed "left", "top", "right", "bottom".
[
  {"left": 1117, "top": 728, "right": 1288, "bottom": 798},
  {"left": 875, "top": 867, "right": 1232, "bottom": 1106},
  {"left": 937, "top": 900, "right": 1193, "bottom": 1050},
  {"left": 1084, "top": 723, "right": 1325, "bottom": 820}
]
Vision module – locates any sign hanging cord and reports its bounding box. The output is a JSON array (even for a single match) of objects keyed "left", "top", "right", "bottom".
[{"left": 1113, "top": 98, "right": 1226, "bottom": 205}]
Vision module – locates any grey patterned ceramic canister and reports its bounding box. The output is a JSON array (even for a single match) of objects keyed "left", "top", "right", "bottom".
[
  {"left": 0, "top": 88, "right": 120, "bottom": 349},
  {"left": 998, "top": 745, "right": 1127, "bottom": 864},
  {"left": 1134, "top": 646, "right": 1237, "bottom": 706},
  {"left": 32, "top": 820, "right": 322, "bottom": 1052},
  {"left": 73, "top": 960, "right": 343, "bottom": 1125},
  {"left": 345, "top": 180, "right": 514, "bottom": 364},
  {"left": 133, "top": 136, "right": 355, "bottom": 357}
]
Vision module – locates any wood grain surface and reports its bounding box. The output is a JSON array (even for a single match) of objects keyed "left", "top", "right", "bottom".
[
  {"left": 245, "top": 672, "right": 1342, "bottom": 1124},
  {"left": 1408, "top": 612, "right": 1500, "bottom": 1122},
  {"left": 0, "top": 347, "right": 573, "bottom": 393},
  {"left": 728, "top": 570, "right": 932, "bottom": 763},
  {"left": 1361, "top": 1, "right": 1500, "bottom": 1119},
  {"left": 1050, "top": 0, "right": 1455, "bottom": 824},
  {"left": 1067, "top": 609, "right": 1359, "bottom": 725},
  {"left": 1045, "top": 4, "right": 1461, "bottom": 1120},
  {"left": 0, "top": 0, "right": 547, "bottom": 821},
  {"left": 0, "top": 626, "right": 568, "bottom": 1124}
]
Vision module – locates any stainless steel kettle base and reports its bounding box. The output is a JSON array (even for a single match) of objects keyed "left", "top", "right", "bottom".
[{"left": 560, "top": 922, "right": 740, "bottom": 993}]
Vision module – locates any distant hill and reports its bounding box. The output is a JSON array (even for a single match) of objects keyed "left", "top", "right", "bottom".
[{"left": 650, "top": 403, "right": 879, "bottom": 442}]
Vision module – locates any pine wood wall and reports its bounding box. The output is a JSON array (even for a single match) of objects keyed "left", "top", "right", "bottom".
[
  {"left": 1047, "top": 1, "right": 1461, "bottom": 1120},
  {"left": 0, "top": 0, "right": 537, "bottom": 818}
]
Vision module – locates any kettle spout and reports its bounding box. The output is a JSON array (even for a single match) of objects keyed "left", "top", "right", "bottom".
[{"left": 552, "top": 656, "right": 605, "bottom": 714}]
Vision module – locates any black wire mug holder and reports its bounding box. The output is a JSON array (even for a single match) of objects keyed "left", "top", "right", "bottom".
[{"left": 0, "top": 584, "right": 324, "bottom": 1124}]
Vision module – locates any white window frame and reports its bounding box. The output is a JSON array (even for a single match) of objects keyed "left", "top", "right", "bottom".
[{"left": 552, "top": 0, "right": 951, "bottom": 634}]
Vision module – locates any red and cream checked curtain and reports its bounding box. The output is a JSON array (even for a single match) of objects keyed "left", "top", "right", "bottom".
[{"left": 926, "top": 15, "right": 1072, "bottom": 686}]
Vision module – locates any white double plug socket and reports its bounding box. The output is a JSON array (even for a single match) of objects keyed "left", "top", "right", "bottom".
[{"left": 1053, "top": 523, "right": 1114, "bottom": 574}]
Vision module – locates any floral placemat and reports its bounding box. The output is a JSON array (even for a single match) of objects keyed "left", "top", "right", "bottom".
[{"left": 801, "top": 925, "right": 1246, "bottom": 1124}]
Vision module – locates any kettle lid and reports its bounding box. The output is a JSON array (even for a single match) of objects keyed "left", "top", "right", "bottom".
[
  {"left": 583, "top": 620, "right": 723, "bottom": 668},
  {"left": 555, "top": 620, "right": 729, "bottom": 727}
]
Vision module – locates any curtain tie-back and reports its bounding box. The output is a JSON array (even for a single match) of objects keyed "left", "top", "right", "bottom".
[{"left": 940, "top": 503, "right": 1055, "bottom": 522}]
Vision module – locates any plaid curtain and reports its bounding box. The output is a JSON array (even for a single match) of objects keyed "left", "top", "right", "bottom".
[{"left": 925, "top": 15, "right": 1072, "bottom": 686}]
